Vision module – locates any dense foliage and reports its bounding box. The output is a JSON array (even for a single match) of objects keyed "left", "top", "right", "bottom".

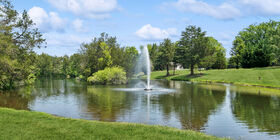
[
  {"left": 0, "top": 0, "right": 45, "bottom": 89},
  {"left": 200, "top": 37, "right": 227, "bottom": 69},
  {"left": 76, "top": 33, "right": 138, "bottom": 78},
  {"left": 87, "top": 67, "right": 127, "bottom": 85},
  {"left": 230, "top": 20, "right": 280, "bottom": 68},
  {"left": 34, "top": 33, "right": 138, "bottom": 79},
  {"left": 146, "top": 27, "right": 227, "bottom": 76},
  {"left": 0, "top": 0, "right": 138, "bottom": 89},
  {"left": 156, "top": 39, "right": 175, "bottom": 76},
  {"left": 7, "top": 1, "right": 280, "bottom": 89},
  {"left": 175, "top": 26, "right": 225, "bottom": 75}
]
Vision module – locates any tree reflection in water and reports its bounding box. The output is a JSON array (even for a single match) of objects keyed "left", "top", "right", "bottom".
[
  {"left": 231, "top": 92, "right": 280, "bottom": 134},
  {"left": 86, "top": 86, "right": 134, "bottom": 121},
  {"left": 1, "top": 78, "right": 280, "bottom": 139},
  {"left": 157, "top": 81, "right": 226, "bottom": 130}
]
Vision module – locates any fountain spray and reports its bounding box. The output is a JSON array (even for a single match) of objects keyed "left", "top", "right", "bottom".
[{"left": 144, "top": 46, "right": 152, "bottom": 91}]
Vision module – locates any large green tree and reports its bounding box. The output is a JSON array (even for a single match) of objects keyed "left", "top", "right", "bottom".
[
  {"left": 35, "top": 53, "right": 53, "bottom": 77},
  {"left": 172, "top": 42, "right": 180, "bottom": 75},
  {"left": 78, "top": 33, "right": 138, "bottom": 79},
  {"left": 122, "top": 46, "right": 138, "bottom": 77},
  {"left": 157, "top": 38, "right": 175, "bottom": 76},
  {"left": 0, "top": 0, "right": 45, "bottom": 89},
  {"left": 79, "top": 33, "right": 116, "bottom": 77},
  {"left": 200, "top": 37, "right": 226, "bottom": 69},
  {"left": 231, "top": 20, "right": 280, "bottom": 68},
  {"left": 177, "top": 25, "right": 210, "bottom": 75},
  {"left": 147, "top": 43, "right": 159, "bottom": 70},
  {"left": 229, "top": 37, "right": 245, "bottom": 68}
]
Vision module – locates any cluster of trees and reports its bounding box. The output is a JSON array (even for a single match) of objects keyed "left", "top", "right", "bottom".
[
  {"left": 34, "top": 26, "right": 228, "bottom": 84},
  {"left": 147, "top": 26, "right": 227, "bottom": 76},
  {"left": 36, "top": 33, "right": 139, "bottom": 80},
  {"left": 0, "top": 0, "right": 138, "bottom": 89},
  {"left": 2, "top": 0, "right": 280, "bottom": 89},
  {"left": 0, "top": 0, "right": 227, "bottom": 88},
  {"left": 149, "top": 20, "right": 280, "bottom": 76},
  {"left": 229, "top": 20, "right": 280, "bottom": 68},
  {"left": 0, "top": 0, "right": 45, "bottom": 89},
  {"left": 77, "top": 33, "right": 138, "bottom": 78}
]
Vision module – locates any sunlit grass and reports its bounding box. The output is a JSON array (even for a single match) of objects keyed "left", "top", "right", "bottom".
[
  {"left": 0, "top": 108, "right": 225, "bottom": 140},
  {"left": 150, "top": 67, "right": 280, "bottom": 88}
]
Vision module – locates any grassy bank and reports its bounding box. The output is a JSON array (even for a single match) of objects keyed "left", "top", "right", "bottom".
[
  {"left": 0, "top": 108, "right": 224, "bottom": 140},
  {"left": 150, "top": 67, "right": 280, "bottom": 88}
]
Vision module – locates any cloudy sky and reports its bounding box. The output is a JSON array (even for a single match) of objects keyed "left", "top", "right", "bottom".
[{"left": 13, "top": 0, "right": 280, "bottom": 57}]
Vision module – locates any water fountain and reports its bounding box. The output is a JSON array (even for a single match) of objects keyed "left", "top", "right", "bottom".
[
  {"left": 114, "top": 45, "right": 175, "bottom": 94},
  {"left": 143, "top": 46, "right": 152, "bottom": 91}
]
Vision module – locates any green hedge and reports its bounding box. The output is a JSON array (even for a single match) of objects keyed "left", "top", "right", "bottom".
[{"left": 87, "top": 67, "right": 127, "bottom": 85}]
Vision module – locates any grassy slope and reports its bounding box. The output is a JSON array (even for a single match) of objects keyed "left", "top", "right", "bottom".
[
  {"left": 150, "top": 67, "right": 280, "bottom": 88},
  {"left": 0, "top": 108, "right": 224, "bottom": 140}
]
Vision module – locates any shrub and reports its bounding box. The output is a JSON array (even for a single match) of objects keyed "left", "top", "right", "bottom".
[
  {"left": 87, "top": 67, "right": 127, "bottom": 85},
  {"left": 24, "top": 73, "right": 36, "bottom": 85}
]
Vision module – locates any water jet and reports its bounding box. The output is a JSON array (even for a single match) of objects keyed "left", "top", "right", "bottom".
[
  {"left": 114, "top": 45, "right": 176, "bottom": 94},
  {"left": 143, "top": 46, "right": 152, "bottom": 91}
]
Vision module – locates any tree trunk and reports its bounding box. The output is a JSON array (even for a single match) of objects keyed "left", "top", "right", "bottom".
[
  {"left": 190, "top": 64, "right": 194, "bottom": 75},
  {"left": 166, "top": 64, "right": 170, "bottom": 76},
  {"left": 173, "top": 64, "right": 176, "bottom": 75}
]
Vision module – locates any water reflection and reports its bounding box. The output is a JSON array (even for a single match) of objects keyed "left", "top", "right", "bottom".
[
  {"left": 157, "top": 81, "right": 225, "bottom": 130},
  {"left": 231, "top": 91, "right": 280, "bottom": 134},
  {"left": 0, "top": 88, "right": 34, "bottom": 110},
  {"left": 0, "top": 79, "right": 279, "bottom": 139},
  {"left": 86, "top": 86, "right": 134, "bottom": 121}
]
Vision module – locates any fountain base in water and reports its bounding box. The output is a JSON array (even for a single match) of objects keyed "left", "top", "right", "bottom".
[{"left": 144, "top": 88, "right": 152, "bottom": 91}]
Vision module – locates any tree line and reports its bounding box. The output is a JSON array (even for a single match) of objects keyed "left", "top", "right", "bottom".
[
  {"left": 147, "top": 26, "right": 227, "bottom": 76},
  {"left": 229, "top": 20, "right": 280, "bottom": 68},
  {"left": 34, "top": 33, "right": 139, "bottom": 80},
  {"left": 1, "top": 0, "right": 280, "bottom": 89},
  {"left": 147, "top": 20, "right": 280, "bottom": 76},
  {"left": 0, "top": 0, "right": 138, "bottom": 89}
]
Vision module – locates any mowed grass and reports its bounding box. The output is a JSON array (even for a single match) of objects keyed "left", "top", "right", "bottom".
[
  {"left": 150, "top": 67, "right": 280, "bottom": 88},
  {"left": 0, "top": 108, "right": 224, "bottom": 140},
  {"left": 149, "top": 69, "right": 190, "bottom": 80}
]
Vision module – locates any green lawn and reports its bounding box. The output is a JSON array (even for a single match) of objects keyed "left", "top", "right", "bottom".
[
  {"left": 150, "top": 67, "right": 280, "bottom": 88},
  {"left": 0, "top": 108, "right": 224, "bottom": 140}
]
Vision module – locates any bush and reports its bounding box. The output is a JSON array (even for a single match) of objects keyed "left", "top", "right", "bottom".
[
  {"left": 24, "top": 73, "right": 36, "bottom": 85},
  {"left": 87, "top": 67, "right": 127, "bottom": 85}
]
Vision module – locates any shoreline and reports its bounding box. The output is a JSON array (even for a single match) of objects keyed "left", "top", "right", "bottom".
[{"left": 170, "top": 79, "right": 280, "bottom": 90}]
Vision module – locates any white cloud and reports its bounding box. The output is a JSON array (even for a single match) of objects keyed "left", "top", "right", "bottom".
[
  {"left": 28, "top": 7, "right": 48, "bottom": 27},
  {"left": 167, "top": 0, "right": 241, "bottom": 20},
  {"left": 49, "top": 12, "right": 64, "bottom": 31},
  {"left": 47, "top": 0, "right": 118, "bottom": 19},
  {"left": 72, "top": 18, "right": 87, "bottom": 32},
  {"left": 238, "top": 0, "right": 280, "bottom": 15},
  {"left": 135, "top": 24, "right": 178, "bottom": 40},
  {"left": 28, "top": 7, "right": 65, "bottom": 32},
  {"left": 163, "top": 0, "right": 280, "bottom": 19}
]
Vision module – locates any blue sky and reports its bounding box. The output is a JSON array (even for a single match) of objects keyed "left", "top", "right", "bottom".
[{"left": 13, "top": 0, "right": 280, "bottom": 57}]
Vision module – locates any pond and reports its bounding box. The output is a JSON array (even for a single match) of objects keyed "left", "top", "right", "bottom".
[{"left": 0, "top": 78, "right": 280, "bottom": 140}]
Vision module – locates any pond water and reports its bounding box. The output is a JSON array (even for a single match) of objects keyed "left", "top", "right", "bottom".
[{"left": 0, "top": 78, "right": 280, "bottom": 140}]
